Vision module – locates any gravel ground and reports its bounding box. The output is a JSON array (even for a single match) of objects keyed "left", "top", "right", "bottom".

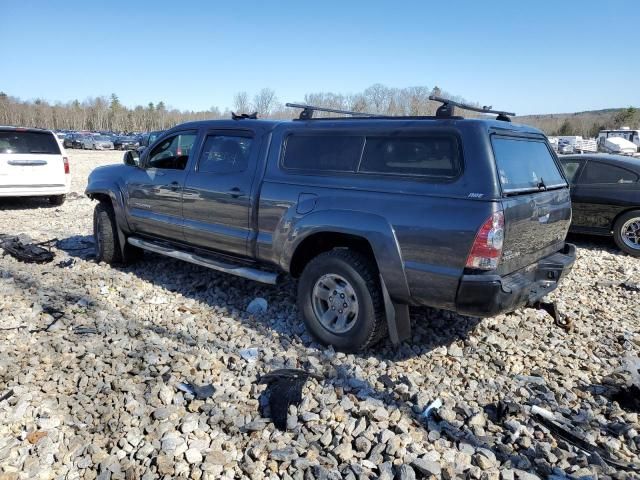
[{"left": 0, "top": 150, "right": 639, "bottom": 480}]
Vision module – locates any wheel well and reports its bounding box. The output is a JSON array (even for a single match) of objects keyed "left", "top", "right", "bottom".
[
  {"left": 289, "top": 232, "right": 377, "bottom": 277},
  {"left": 90, "top": 193, "right": 111, "bottom": 205},
  {"left": 611, "top": 207, "right": 640, "bottom": 231}
]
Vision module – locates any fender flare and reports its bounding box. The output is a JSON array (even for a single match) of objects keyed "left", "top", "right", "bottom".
[
  {"left": 86, "top": 183, "right": 130, "bottom": 256},
  {"left": 277, "top": 210, "right": 412, "bottom": 344}
]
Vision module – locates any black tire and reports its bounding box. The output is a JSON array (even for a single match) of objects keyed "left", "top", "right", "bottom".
[
  {"left": 93, "top": 202, "right": 142, "bottom": 265},
  {"left": 49, "top": 195, "right": 66, "bottom": 206},
  {"left": 298, "top": 249, "right": 387, "bottom": 352},
  {"left": 613, "top": 210, "right": 640, "bottom": 257}
]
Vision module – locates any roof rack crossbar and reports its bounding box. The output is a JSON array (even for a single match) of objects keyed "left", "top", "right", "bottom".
[
  {"left": 429, "top": 95, "right": 515, "bottom": 122},
  {"left": 286, "top": 103, "right": 377, "bottom": 120}
]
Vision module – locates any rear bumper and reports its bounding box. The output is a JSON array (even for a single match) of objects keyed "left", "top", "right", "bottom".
[
  {"left": 0, "top": 184, "right": 70, "bottom": 197},
  {"left": 455, "top": 243, "right": 576, "bottom": 317}
]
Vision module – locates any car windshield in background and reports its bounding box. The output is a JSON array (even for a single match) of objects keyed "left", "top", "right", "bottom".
[
  {"left": 492, "top": 137, "right": 566, "bottom": 193},
  {"left": 0, "top": 131, "right": 61, "bottom": 154},
  {"left": 96, "top": 136, "right": 111, "bottom": 141}
]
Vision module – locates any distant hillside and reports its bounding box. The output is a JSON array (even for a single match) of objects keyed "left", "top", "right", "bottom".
[{"left": 514, "top": 107, "right": 639, "bottom": 137}]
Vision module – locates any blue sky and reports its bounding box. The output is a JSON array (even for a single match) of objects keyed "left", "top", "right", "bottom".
[{"left": 1, "top": 0, "right": 638, "bottom": 115}]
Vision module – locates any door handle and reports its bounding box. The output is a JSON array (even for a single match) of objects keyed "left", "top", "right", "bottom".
[
  {"left": 169, "top": 181, "right": 180, "bottom": 191},
  {"left": 228, "top": 187, "right": 245, "bottom": 198}
]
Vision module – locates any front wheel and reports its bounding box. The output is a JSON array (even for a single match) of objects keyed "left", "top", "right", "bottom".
[
  {"left": 613, "top": 210, "right": 640, "bottom": 257},
  {"left": 93, "top": 202, "right": 143, "bottom": 265},
  {"left": 297, "top": 249, "right": 387, "bottom": 352}
]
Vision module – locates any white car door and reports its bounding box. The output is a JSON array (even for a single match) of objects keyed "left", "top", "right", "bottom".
[{"left": 0, "top": 128, "right": 69, "bottom": 196}]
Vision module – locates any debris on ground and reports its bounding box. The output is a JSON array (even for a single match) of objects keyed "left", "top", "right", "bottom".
[
  {"left": 532, "top": 406, "right": 640, "bottom": 472},
  {"left": 611, "top": 355, "right": 640, "bottom": 413},
  {"left": 176, "top": 382, "right": 216, "bottom": 400},
  {"left": 26, "top": 431, "right": 48, "bottom": 444},
  {"left": 421, "top": 398, "right": 443, "bottom": 419},
  {"left": 258, "top": 369, "right": 322, "bottom": 431},
  {"left": 72, "top": 325, "right": 97, "bottom": 335},
  {"left": 56, "top": 258, "right": 75, "bottom": 268},
  {"left": 29, "top": 306, "right": 65, "bottom": 333},
  {"left": 0, "top": 389, "right": 14, "bottom": 403},
  {"left": 0, "top": 234, "right": 56, "bottom": 263},
  {"left": 246, "top": 297, "right": 268, "bottom": 314},
  {"left": 239, "top": 347, "right": 260, "bottom": 363}
]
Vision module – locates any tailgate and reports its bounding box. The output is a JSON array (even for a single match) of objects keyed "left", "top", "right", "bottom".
[
  {"left": 0, "top": 153, "right": 66, "bottom": 188},
  {"left": 491, "top": 134, "right": 571, "bottom": 275},
  {"left": 499, "top": 188, "right": 571, "bottom": 274}
]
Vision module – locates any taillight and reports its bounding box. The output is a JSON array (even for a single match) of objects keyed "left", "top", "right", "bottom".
[
  {"left": 465, "top": 211, "right": 504, "bottom": 270},
  {"left": 63, "top": 156, "right": 70, "bottom": 174}
]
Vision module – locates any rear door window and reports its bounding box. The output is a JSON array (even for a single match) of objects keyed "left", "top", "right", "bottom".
[
  {"left": 283, "top": 135, "right": 363, "bottom": 172},
  {"left": 492, "top": 136, "right": 566, "bottom": 193},
  {"left": 359, "top": 136, "right": 460, "bottom": 178},
  {"left": 580, "top": 161, "right": 638, "bottom": 184},
  {"left": 0, "top": 131, "right": 61, "bottom": 155},
  {"left": 198, "top": 135, "right": 253, "bottom": 174}
]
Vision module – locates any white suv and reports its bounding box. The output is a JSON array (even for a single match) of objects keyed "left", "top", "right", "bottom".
[{"left": 0, "top": 127, "right": 71, "bottom": 205}]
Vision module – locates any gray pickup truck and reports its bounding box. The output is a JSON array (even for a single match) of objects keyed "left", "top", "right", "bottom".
[{"left": 86, "top": 100, "right": 576, "bottom": 351}]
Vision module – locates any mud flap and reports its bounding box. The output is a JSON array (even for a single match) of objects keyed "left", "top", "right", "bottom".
[
  {"left": 380, "top": 274, "right": 411, "bottom": 345},
  {"left": 116, "top": 224, "right": 128, "bottom": 259}
]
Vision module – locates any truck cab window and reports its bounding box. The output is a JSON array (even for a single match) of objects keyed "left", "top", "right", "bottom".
[{"left": 147, "top": 133, "right": 196, "bottom": 170}]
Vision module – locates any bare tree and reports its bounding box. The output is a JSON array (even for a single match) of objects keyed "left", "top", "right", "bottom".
[
  {"left": 253, "top": 88, "right": 277, "bottom": 117},
  {"left": 233, "top": 92, "right": 250, "bottom": 113}
]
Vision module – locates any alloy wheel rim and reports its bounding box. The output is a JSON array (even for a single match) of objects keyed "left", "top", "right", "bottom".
[
  {"left": 311, "top": 273, "right": 359, "bottom": 334},
  {"left": 621, "top": 217, "right": 640, "bottom": 250}
]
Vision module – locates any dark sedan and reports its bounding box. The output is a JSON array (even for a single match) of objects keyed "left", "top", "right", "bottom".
[
  {"left": 113, "top": 136, "right": 140, "bottom": 150},
  {"left": 63, "top": 133, "right": 78, "bottom": 149},
  {"left": 559, "top": 154, "right": 640, "bottom": 256}
]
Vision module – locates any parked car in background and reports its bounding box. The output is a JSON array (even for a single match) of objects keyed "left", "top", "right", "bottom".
[
  {"left": 137, "top": 130, "right": 164, "bottom": 150},
  {"left": 78, "top": 135, "right": 114, "bottom": 150},
  {"left": 113, "top": 136, "right": 140, "bottom": 150},
  {"left": 557, "top": 139, "right": 574, "bottom": 154},
  {"left": 0, "top": 127, "right": 70, "bottom": 205},
  {"left": 63, "top": 133, "right": 77, "bottom": 149},
  {"left": 87, "top": 101, "right": 575, "bottom": 351},
  {"left": 559, "top": 154, "right": 640, "bottom": 256}
]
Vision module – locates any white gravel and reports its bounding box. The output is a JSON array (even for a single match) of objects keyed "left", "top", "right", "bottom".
[{"left": 0, "top": 150, "right": 639, "bottom": 480}]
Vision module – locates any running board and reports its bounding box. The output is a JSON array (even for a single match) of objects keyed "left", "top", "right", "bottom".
[{"left": 127, "top": 237, "right": 279, "bottom": 285}]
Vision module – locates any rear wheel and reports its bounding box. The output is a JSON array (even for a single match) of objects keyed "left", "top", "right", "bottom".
[
  {"left": 613, "top": 210, "right": 640, "bottom": 257},
  {"left": 93, "top": 202, "right": 142, "bottom": 265},
  {"left": 49, "top": 195, "right": 66, "bottom": 206},
  {"left": 297, "top": 249, "right": 386, "bottom": 352}
]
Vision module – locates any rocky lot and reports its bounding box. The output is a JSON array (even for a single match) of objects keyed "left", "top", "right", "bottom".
[{"left": 0, "top": 150, "right": 639, "bottom": 480}]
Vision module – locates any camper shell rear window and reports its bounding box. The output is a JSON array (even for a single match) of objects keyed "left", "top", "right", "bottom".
[{"left": 491, "top": 136, "right": 566, "bottom": 194}]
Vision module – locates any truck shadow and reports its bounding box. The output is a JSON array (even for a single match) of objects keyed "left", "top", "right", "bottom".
[{"left": 55, "top": 234, "right": 482, "bottom": 361}]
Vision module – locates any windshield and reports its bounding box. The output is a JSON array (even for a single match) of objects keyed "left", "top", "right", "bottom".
[
  {"left": 0, "top": 130, "right": 61, "bottom": 154},
  {"left": 492, "top": 136, "right": 566, "bottom": 193},
  {"left": 96, "top": 136, "right": 111, "bottom": 141}
]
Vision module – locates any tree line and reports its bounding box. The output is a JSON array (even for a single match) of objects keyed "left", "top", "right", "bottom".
[
  {"left": 0, "top": 85, "right": 466, "bottom": 133},
  {"left": 0, "top": 86, "right": 636, "bottom": 137}
]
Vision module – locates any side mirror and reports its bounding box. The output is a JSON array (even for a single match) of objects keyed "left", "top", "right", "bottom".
[{"left": 123, "top": 150, "right": 140, "bottom": 167}]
